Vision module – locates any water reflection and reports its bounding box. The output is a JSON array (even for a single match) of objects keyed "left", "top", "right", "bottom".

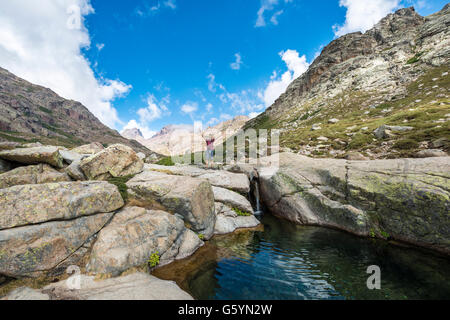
[{"left": 153, "top": 214, "right": 450, "bottom": 300}]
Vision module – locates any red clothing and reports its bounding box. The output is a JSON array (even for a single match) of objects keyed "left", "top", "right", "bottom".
[{"left": 206, "top": 138, "right": 215, "bottom": 150}]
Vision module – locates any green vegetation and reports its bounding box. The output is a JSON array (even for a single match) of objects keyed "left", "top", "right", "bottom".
[
  {"left": 406, "top": 52, "right": 423, "bottom": 64},
  {"left": 393, "top": 139, "right": 419, "bottom": 150},
  {"left": 156, "top": 156, "right": 175, "bottom": 166},
  {"left": 148, "top": 251, "right": 160, "bottom": 268},
  {"left": 246, "top": 65, "right": 449, "bottom": 158},
  {"left": 232, "top": 208, "right": 251, "bottom": 216},
  {"left": 107, "top": 174, "right": 136, "bottom": 202},
  {"left": 197, "top": 233, "right": 205, "bottom": 240},
  {"left": 39, "top": 106, "right": 53, "bottom": 114},
  {"left": 380, "top": 230, "right": 390, "bottom": 239}
]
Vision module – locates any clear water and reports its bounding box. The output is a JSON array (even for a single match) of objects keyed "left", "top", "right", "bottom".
[{"left": 153, "top": 213, "right": 450, "bottom": 300}]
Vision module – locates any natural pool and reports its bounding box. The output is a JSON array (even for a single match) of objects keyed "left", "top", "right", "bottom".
[{"left": 153, "top": 213, "right": 450, "bottom": 300}]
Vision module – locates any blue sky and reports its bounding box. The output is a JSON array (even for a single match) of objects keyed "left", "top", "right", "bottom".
[{"left": 0, "top": 0, "right": 448, "bottom": 138}]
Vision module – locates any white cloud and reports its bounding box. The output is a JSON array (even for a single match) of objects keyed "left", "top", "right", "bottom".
[
  {"left": 333, "top": 0, "right": 401, "bottom": 37},
  {"left": 181, "top": 102, "right": 198, "bottom": 114},
  {"left": 164, "top": 0, "right": 177, "bottom": 10},
  {"left": 206, "top": 103, "right": 213, "bottom": 112},
  {"left": 255, "top": 0, "right": 292, "bottom": 27},
  {"left": 270, "top": 10, "right": 284, "bottom": 25},
  {"left": 249, "top": 112, "right": 262, "bottom": 119},
  {"left": 0, "top": 0, "right": 130, "bottom": 128},
  {"left": 230, "top": 53, "right": 243, "bottom": 70},
  {"left": 96, "top": 43, "right": 105, "bottom": 51},
  {"left": 137, "top": 95, "right": 164, "bottom": 122},
  {"left": 122, "top": 119, "right": 156, "bottom": 139},
  {"left": 263, "top": 49, "right": 309, "bottom": 107}
]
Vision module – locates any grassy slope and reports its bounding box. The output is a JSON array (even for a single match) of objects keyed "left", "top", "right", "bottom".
[{"left": 249, "top": 65, "right": 449, "bottom": 159}]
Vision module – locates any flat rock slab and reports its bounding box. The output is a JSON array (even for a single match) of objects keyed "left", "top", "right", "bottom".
[
  {"left": 212, "top": 186, "right": 254, "bottom": 214},
  {"left": 0, "top": 212, "right": 113, "bottom": 277},
  {"left": 214, "top": 214, "right": 260, "bottom": 235},
  {"left": 71, "top": 142, "right": 104, "bottom": 155},
  {"left": 2, "top": 272, "right": 193, "bottom": 300},
  {"left": 0, "top": 146, "right": 64, "bottom": 168},
  {"left": 0, "top": 181, "right": 124, "bottom": 230},
  {"left": 44, "top": 272, "right": 193, "bottom": 300},
  {"left": 87, "top": 206, "right": 203, "bottom": 276},
  {"left": 144, "top": 164, "right": 251, "bottom": 193},
  {"left": 0, "top": 163, "right": 71, "bottom": 189},
  {"left": 127, "top": 171, "right": 216, "bottom": 238},
  {"left": 80, "top": 144, "right": 144, "bottom": 180}
]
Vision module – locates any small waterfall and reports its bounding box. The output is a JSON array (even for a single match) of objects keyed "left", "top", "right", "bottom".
[{"left": 253, "top": 180, "right": 263, "bottom": 216}]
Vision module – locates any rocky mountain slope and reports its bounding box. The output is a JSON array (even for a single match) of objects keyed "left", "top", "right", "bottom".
[
  {"left": 0, "top": 67, "right": 157, "bottom": 156},
  {"left": 122, "top": 116, "right": 249, "bottom": 156},
  {"left": 246, "top": 5, "right": 449, "bottom": 160}
]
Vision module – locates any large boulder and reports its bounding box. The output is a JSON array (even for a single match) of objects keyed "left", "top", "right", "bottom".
[
  {"left": 1, "top": 272, "right": 193, "bottom": 300},
  {"left": 0, "top": 212, "right": 113, "bottom": 277},
  {"left": 71, "top": 142, "right": 104, "bottom": 155},
  {"left": 0, "top": 164, "right": 71, "bottom": 189},
  {"left": 212, "top": 186, "right": 254, "bottom": 214},
  {"left": 127, "top": 171, "right": 216, "bottom": 238},
  {"left": 0, "top": 181, "right": 124, "bottom": 230},
  {"left": 87, "top": 206, "right": 203, "bottom": 276},
  {"left": 258, "top": 153, "right": 450, "bottom": 255},
  {"left": 79, "top": 144, "right": 144, "bottom": 180},
  {"left": 0, "top": 146, "right": 64, "bottom": 168}
]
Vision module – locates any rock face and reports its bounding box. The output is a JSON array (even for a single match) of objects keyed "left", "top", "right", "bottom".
[
  {"left": 0, "top": 181, "right": 124, "bottom": 230},
  {"left": 0, "top": 67, "right": 156, "bottom": 157},
  {"left": 2, "top": 287, "right": 50, "bottom": 300},
  {"left": 0, "top": 142, "right": 20, "bottom": 151},
  {"left": 0, "top": 146, "right": 64, "bottom": 168},
  {"left": 0, "top": 164, "right": 71, "bottom": 189},
  {"left": 65, "top": 157, "right": 88, "bottom": 181},
  {"left": 87, "top": 207, "right": 203, "bottom": 276},
  {"left": 258, "top": 153, "right": 450, "bottom": 254},
  {"left": 245, "top": 6, "right": 450, "bottom": 159},
  {"left": 127, "top": 171, "right": 216, "bottom": 238},
  {"left": 79, "top": 144, "right": 144, "bottom": 180},
  {"left": 124, "top": 116, "right": 249, "bottom": 156},
  {"left": 212, "top": 186, "right": 254, "bottom": 214},
  {"left": 0, "top": 212, "right": 113, "bottom": 277}
]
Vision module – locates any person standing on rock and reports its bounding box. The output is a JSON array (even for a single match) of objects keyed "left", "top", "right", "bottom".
[{"left": 203, "top": 134, "right": 215, "bottom": 168}]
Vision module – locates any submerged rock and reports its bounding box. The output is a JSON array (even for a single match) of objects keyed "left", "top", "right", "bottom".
[
  {"left": 0, "top": 181, "right": 123, "bottom": 230},
  {"left": 87, "top": 206, "right": 203, "bottom": 276},
  {"left": 79, "top": 144, "right": 144, "bottom": 180},
  {"left": 0, "top": 146, "right": 64, "bottom": 168},
  {"left": 127, "top": 171, "right": 216, "bottom": 238},
  {"left": 0, "top": 163, "right": 71, "bottom": 189}
]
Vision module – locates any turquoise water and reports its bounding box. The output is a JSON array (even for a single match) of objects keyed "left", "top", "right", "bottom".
[{"left": 154, "top": 213, "right": 450, "bottom": 300}]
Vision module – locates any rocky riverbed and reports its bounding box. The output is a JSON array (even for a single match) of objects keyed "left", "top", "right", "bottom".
[{"left": 0, "top": 142, "right": 449, "bottom": 299}]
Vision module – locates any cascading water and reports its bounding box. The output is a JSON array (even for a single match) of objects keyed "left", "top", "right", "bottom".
[{"left": 253, "top": 180, "right": 263, "bottom": 216}]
